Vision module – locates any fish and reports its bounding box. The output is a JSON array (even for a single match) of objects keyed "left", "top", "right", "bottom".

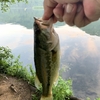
[{"left": 33, "top": 17, "right": 60, "bottom": 100}]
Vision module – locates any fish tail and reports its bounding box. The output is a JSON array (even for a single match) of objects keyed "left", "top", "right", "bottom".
[{"left": 40, "top": 94, "right": 53, "bottom": 100}]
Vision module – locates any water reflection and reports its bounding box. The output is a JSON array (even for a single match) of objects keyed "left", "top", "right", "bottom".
[
  {"left": 55, "top": 25, "right": 100, "bottom": 99},
  {"left": 0, "top": 24, "right": 33, "bottom": 66},
  {"left": 0, "top": 24, "right": 100, "bottom": 99}
]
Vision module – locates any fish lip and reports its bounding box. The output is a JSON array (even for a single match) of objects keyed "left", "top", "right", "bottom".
[
  {"left": 34, "top": 17, "right": 50, "bottom": 27},
  {"left": 34, "top": 17, "right": 42, "bottom": 22}
]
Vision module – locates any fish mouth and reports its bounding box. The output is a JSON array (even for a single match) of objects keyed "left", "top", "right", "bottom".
[{"left": 34, "top": 17, "right": 50, "bottom": 29}]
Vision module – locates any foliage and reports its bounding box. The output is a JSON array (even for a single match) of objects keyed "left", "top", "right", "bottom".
[
  {"left": 87, "top": 97, "right": 91, "bottom": 100},
  {"left": 0, "top": 0, "right": 28, "bottom": 11},
  {"left": 0, "top": 46, "right": 35, "bottom": 85},
  {"left": 0, "top": 0, "right": 44, "bottom": 12},
  {"left": 7, "top": 61, "right": 35, "bottom": 86},
  {"left": 81, "top": 19, "right": 100, "bottom": 36},
  {"left": 32, "top": 94, "right": 38, "bottom": 100},
  {"left": 0, "top": 46, "right": 13, "bottom": 73},
  {"left": 32, "top": 94, "right": 39, "bottom": 100},
  {"left": 53, "top": 77, "right": 73, "bottom": 100}
]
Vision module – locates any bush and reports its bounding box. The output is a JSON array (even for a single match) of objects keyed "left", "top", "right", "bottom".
[
  {"left": 0, "top": 0, "right": 27, "bottom": 11},
  {"left": 53, "top": 77, "right": 73, "bottom": 100},
  {"left": 0, "top": 46, "right": 13, "bottom": 73},
  {"left": 0, "top": 46, "right": 35, "bottom": 85}
]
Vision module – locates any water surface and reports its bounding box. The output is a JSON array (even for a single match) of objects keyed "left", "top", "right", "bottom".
[
  {"left": 0, "top": 2, "right": 100, "bottom": 99},
  {"left": 0, "top": 23, "right": 100, "bottom": 99}
]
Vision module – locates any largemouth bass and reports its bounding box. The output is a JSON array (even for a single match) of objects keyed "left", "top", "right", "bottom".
[{"left": 33, "top": 18, "right": 60, "bottom": 100}]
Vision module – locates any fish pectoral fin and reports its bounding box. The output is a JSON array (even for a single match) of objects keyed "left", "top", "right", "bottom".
[
  {"left": 40, "top": 95, "right": 53, "bottom": 100},
  {"left": 35, "top": 75, "right": 41, "bottom": 90}
]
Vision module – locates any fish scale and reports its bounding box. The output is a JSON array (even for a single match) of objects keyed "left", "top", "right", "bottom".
[{"left": 34, "top": 17, "right": 60, "bottom": 100}]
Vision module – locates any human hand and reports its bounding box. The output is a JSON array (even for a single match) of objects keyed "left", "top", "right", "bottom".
[{"left": 42, "top": 0, "right": 100, "bottom": 27}]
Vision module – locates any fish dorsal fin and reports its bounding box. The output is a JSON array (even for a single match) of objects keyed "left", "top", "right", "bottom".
[{"left": 35, "top": 75, "right": 41, "bottom": 90}]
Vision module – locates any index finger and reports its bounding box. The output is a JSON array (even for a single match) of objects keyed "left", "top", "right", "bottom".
[{"left": 42, "top": 0, "right": 57, "bottom": 20}]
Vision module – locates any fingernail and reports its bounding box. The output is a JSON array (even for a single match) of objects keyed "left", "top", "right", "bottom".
[
  {"left": 66, "top": 3, "right": 74, "bottom": 13},
  {"left": 77, "top": 5, "right": 82, "bottom": 13}
]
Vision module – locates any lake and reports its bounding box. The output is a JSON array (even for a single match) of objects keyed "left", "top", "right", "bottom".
[{"left": 0, "top": 2, "right": 100, "bottom": 100}]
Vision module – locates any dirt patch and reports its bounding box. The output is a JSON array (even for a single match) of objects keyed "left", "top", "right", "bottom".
[
  {"left": 0, "top": 74, "right": 81, "bottom": 100},
  {"left": 0, "top": 74, "right": 39, "bottom": 100}
]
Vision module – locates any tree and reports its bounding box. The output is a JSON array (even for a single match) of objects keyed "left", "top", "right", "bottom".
[{"left": 0, "top": 0, "right": 27, "bottom": 11}]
